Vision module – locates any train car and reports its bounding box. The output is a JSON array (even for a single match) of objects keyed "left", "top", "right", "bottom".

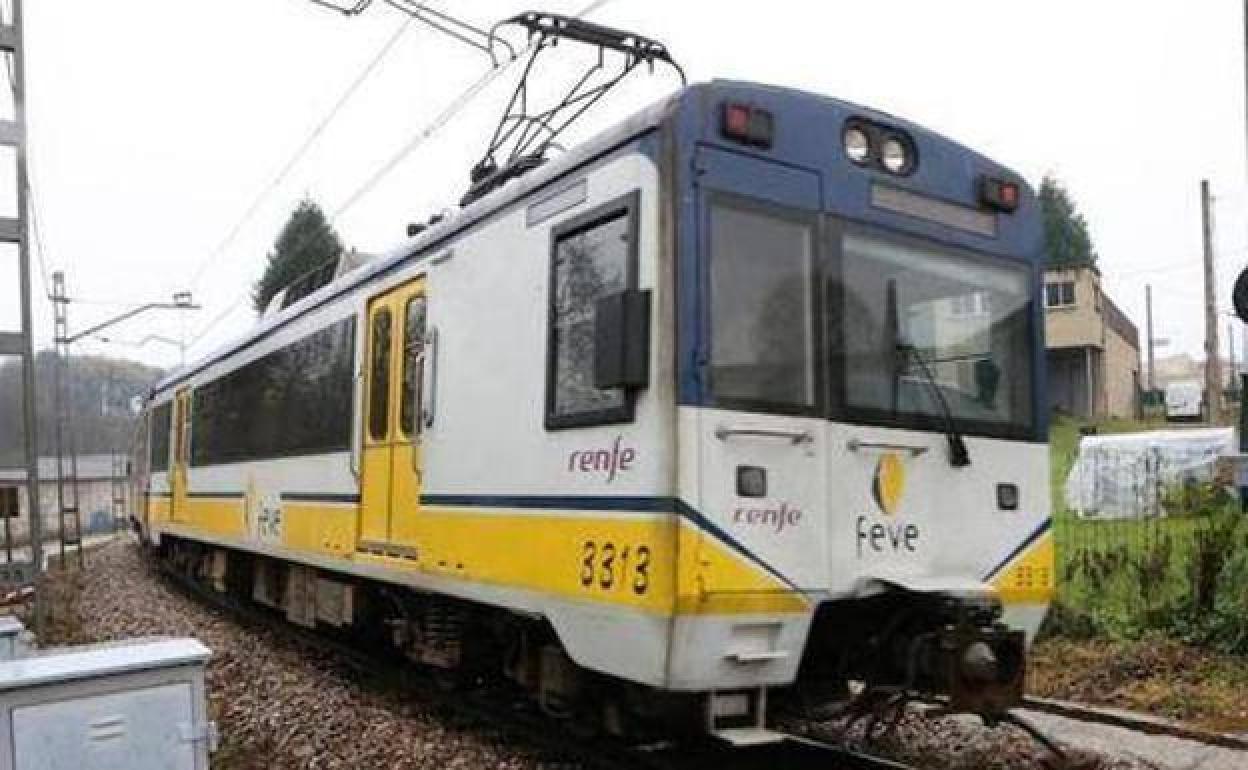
[{"left": 133, "top": 77, "right": 1052, "bottom": 742}]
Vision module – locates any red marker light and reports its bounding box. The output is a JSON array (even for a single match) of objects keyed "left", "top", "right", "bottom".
[
  {"left": 1001, "top": 182, "right": 1019, "bottom": 207},
  {"left": 720, "top": 102, "right": 774, "bottom": 149},
  {"left": 723, "top": 104, "right": 751, "bottom": 137},
  {"left": 979, "top": 175, "right": 1020, "bottom": 213}
]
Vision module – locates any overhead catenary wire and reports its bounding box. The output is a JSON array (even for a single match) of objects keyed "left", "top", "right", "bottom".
[
  {"left": 330, "top": 0, "right": 614, "bottom": 219},
  {"left": 186, "top": 12, "right": 419, "bottom": 291},
  {"left": 186, "top": 0, "right": 616, "bottom": 357}
]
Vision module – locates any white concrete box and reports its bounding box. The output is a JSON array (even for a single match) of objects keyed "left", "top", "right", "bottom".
[{"left": 0, "top": 637, "right": 214, "bottom": 770}]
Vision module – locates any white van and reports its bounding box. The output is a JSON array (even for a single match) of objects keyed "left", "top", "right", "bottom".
[{"left": 1165, "top": 380, "right": 1204, "bottom": 421}]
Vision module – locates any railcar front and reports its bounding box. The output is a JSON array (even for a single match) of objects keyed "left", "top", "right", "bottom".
[{"left": 665, "top": 82, "right": 1051, "bottom": 734}]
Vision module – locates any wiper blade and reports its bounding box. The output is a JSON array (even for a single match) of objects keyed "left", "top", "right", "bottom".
[
  {"left": 897, "top": 342, "right": 972, "bottom": 468},
  {"left": 885, "top": 278, "right": 970, "bottom": 467}
]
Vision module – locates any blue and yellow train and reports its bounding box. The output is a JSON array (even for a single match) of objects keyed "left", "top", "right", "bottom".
[{"left": 135, "top": 73, "right": 1053, "bottom": 740}]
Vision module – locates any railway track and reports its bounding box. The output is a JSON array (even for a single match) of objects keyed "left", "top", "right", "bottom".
[
  {"left": 1020, "top": 696, "right": 1248, "bottom": 753},
  {"left": 156, "top": 561, "right": 918, "bottom": 770}
]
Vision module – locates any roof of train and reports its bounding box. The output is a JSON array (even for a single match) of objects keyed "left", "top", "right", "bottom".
[
  {"left": 151, "top": 79, "right": 1026, "bottom": 398},
  {"left": 150, "top": 86, "right": 687, "bottom": 397}
]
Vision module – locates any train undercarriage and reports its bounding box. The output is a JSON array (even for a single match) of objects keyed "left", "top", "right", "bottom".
[{"left": 154, "top": 536, "right": 1032, "bottom": 745}]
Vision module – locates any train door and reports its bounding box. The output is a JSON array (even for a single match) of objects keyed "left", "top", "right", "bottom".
[
  {"left": 359, "top": 279, "right": 427, "bottom": 553},
  {"left": 693, "top": 147, "right": 829, "bottom": 592},
  {"left": 170, "top": 388, "right": 192, "bottom": 524}
]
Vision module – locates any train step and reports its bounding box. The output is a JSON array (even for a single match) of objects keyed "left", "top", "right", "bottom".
[{"left": 711, "top": 726, "right": 788, "bottom": 746}]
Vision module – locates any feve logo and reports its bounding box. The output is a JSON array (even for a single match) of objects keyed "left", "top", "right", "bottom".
[
  {"left": 857, "top": 452, "right": 921, "bottom": 557},
  {"left": 871, "top": 453, "right": 906, "bottom": 516}
]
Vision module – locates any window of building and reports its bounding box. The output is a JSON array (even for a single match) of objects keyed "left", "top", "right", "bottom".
[
  {"left": 1045, "top": 281, "right": 1075, "bottom": 308},
  {"left": 368, "top": 309, "right": 392, "bottom": 441},
  {"left": 546, "top": 193, "right": 638, "bottom": 429},
  {"left": 191, "top": 316, "right": 357, "bottom": 465},
  {"left": 951, "top": 290, "right": 992, "bottom": 317},
  {"left": 149, "top": 402, "right": 172, "bottom": 472}
]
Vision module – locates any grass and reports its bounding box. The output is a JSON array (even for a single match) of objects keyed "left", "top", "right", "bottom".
[
  {"left": 1045, "top": 414, "right": 1248, "bottom": 638},
  {"left": 1031, "top": 634, "right": 1248, "bottom": 732},
  {"left": 1036, "top": 413, "right": 1248, "bottom": 728}
]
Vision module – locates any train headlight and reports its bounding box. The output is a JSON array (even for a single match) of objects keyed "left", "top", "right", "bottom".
[
  {"left": 997, "top": 483, "right": 1020, "bottom": 511},
  {"left": 881, "top": 135, "right": 911, "bottom": 174},
  {"left": 844, "top": 126, "right": 871, "bottom": 164}
]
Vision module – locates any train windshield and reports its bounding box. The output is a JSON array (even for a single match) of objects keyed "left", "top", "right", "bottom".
[
  {"left": 705, "top": 202, "right": 1035, "bottom": 438},
  {"left": 836, "top": 229, "right": 1034, "bottom": 438}
]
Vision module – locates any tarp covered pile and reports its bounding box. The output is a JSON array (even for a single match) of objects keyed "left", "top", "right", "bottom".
[{"left": 1064, "top": 427, "right": 1236, "bottom": 519}]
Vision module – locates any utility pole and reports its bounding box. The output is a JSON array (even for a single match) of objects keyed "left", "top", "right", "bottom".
[
  {"left": 0, "top": 0, "right": 43, "bottom": 613},
  {"left": 1146, "top": 284, "right": 1156, "bottom": 392},
  {"left": 50, "top": 271, "right": 83, "bottom": 568},
  {"left": 1229, "top": 321, "right": 1238, "bottom": 397},
  {"left": 1201, "top": 179, "right": 1222, "bottom": 423}
]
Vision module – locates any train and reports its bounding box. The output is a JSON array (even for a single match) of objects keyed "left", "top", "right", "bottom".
[{"left": 132, "top": 74, "right": 1053, "bottom": 743}]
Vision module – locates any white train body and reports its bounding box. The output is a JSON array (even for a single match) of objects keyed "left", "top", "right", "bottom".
[{"left": 136, "top": 81, "right": 1053, "bottom": 734}]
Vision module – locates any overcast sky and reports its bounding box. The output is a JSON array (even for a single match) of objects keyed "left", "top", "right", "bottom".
[{"left": 3, "top": 0, "right": 1247, "bottom": 372}]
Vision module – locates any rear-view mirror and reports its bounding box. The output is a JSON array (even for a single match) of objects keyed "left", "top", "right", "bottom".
[{"left": 594, "top": 288, "right": 651, "bottom": 390}]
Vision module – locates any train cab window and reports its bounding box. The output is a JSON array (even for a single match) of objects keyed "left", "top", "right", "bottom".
[
  {"left": 369, "top": 308, "right": 393, "bottom": 441},
  {"left": 709, "top": 200, "right": 817, "bottom": 412},
  {"left": 546, "top": 193, "right": 639, "bottom": 429},
  {"left": 400, "top": 296, "right": 426, "bottom": 436}
]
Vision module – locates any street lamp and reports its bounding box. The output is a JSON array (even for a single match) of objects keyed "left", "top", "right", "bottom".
[{"left": 65, "top": 291, "right": 201, "bottom": 345}]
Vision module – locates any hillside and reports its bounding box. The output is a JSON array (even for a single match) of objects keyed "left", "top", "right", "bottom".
[{"left": 0, "top": 352, "right": 164, "bottom": 465}]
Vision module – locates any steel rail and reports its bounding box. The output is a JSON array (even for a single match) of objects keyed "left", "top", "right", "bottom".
[{"left": 1020, "top": 696, "right": 1248, "bottom": 752}]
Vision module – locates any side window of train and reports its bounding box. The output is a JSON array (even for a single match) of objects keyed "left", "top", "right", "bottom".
[
  {"left": 149, "top": 402, "right": 172, "bottom": 472},
  {"left": 545, "top": 191, "right": 640, "bottom": 430},
  {"left": 369, "top": 308, "right": 392, "bottom": 441},
  {"left": 400, "top": 296, "right": 426, "bottom": 436}
]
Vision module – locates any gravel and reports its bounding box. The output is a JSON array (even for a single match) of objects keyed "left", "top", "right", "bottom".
[
  {"left": 29, "top": 538, "right": 1193, "bottom": 769},
  {"left": 44, "top": 539, "right": 551, "bottom": 770}
]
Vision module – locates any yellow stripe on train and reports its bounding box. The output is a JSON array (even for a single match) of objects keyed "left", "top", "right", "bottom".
[
  {"left": 150, "top": 497, "right": 809, "bottom": 617},
  {"left": 990, "top": 529, "right": 1055, "bottom": 605}
]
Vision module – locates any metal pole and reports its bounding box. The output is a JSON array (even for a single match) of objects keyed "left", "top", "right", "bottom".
[
  {"left": 1201, "top": 179, "right": 1221, "bottom": 423},
  {"left": 1146, "top": 284, "right": 1155, "bottom": 392},
  {"left": 1229, "top": 322, "right": 1237, "bottom": 395},
  {"left": 11, "top": 0, "right": 42, "bottom": 592}
]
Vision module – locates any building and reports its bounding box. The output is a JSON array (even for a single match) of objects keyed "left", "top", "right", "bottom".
[
  {"left": 0, "top": 454, "right": 128, "bottom": 545},
  {"left": 1044, "top": 264, "right": 1141, "bottom": 419}
]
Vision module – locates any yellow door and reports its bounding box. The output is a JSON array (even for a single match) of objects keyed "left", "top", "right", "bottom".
[
  {"left": 170, "top": 388, "right": 191, "bottom": 524},
  {"left": 359, "top": 280, "right": 426, "bottom": 553}
]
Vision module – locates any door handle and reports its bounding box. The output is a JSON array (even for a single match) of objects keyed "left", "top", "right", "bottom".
[
  {"left": 714, "top": 425, "right": 814, "bottom": 446},
  {"left": 846, "top": 438, "right": 929, "bottom": 457},
  {"left": 421, "top": 326, "right": 438, "bottom": 430}
]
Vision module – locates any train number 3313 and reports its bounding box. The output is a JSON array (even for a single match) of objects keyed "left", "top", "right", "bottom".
[{"left": 579, "top": 540, "right": 651, "bottom": 595}]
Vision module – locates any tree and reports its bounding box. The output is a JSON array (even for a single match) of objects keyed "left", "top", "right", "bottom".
[
  {"left": 1039, "top": 174, "right": 1097, "bottom": 268},
  {"left": 252, "top": 199, "right": 344, "bottom": 313}
]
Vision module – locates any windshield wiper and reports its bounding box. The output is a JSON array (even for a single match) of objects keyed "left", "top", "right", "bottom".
[
  {"left": 886, "top": 279, "right": 971, "bottom": 468},
  {"left": 896, "top": 343, "right": 971, "bottom": 467}
]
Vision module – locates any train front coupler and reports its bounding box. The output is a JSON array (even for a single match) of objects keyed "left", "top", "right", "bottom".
[{"left": 906, "top": 597, "right": 1026, "bottom": 718}]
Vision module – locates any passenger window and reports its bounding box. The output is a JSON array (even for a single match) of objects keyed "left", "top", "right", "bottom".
[
  {"left": 400, "top": 296, "right": 426, "bottom": 436},
  {"left": 368, "top": 308, "right": 392, "bottom": 441},
  {"left": 546, "top": 195, "right": 637, "bottom": 429}
]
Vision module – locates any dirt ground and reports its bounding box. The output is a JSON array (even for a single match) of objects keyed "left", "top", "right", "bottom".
[{"left": 1030, "top": 635, "right": 1248, "bottom": 734}]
